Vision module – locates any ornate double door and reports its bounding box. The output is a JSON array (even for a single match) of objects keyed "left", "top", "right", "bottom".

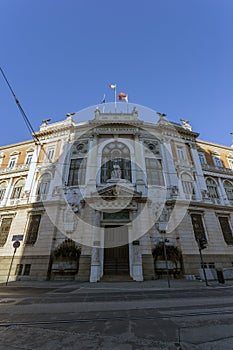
[{"left": 104, "top": 225, "right": 129, "bottom": 276}]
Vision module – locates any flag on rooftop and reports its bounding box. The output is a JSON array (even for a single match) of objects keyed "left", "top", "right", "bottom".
[
  {"left": 109, "top": 84, "right": 116, "bottom": 90},
  {"left": 118, "top": 92, "right": 128, "bottom": 103}
]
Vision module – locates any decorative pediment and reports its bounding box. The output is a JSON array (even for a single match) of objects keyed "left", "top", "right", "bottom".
[
  {"left": 10, "top": 151, "right": 20, "bottom": 156},
  {"left": 26, "top": 147, "right": 35, "bottom": 153},
  {"left": 93, "top": 184, "right": 142, "bottom": 200}
]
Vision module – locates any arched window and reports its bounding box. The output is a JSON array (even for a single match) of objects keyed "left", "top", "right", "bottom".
[
  {"left": 11, "top": 178, "right": 25, "bottom": 199},
  {"left": 0, "top": 217, "right": 13, "bottom": 247},
  {"left": 0, "top": 181, "right": 7, "bottom": 201},
  {"left": 25, "top": 214, "right": 41, "bottom": 245},
  {"left": 223, "top": 180, "right": 233, "bottom": 203},
  {"left": 181, "top": 173, "right": 194, "bottom": 197},
  {"left": 36, "top": 173, "right": 51, "bottom": 200},
  {"left": 101, "top": 142, "right": 131, "bottom": 183},
  {"left": 206, "top": 178, "right": 219, "bottom": 199}
]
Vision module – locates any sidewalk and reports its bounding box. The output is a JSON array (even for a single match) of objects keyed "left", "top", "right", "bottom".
[{"left": 1, "top": 278, "right": 233, "bottom": 290}]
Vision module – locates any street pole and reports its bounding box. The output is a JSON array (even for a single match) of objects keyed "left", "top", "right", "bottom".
[
  {"left": 199, "top": 247, "right": 209, "bottom": 286},
  {"left": 163, "top": 236, "right": 171, "bottom": 288},
  {"left": 6, "top": 240, "right": 21, "bottom": 286},
  {"left": 6, "top": 248, "right": 17, "bottom": 286}
]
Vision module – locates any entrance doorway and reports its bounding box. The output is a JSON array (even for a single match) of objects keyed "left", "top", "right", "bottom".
[{"left": 104, "top": 225, "right": 129, "bottom": 276}]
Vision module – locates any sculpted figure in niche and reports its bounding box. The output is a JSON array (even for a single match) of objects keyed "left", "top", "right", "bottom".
[{"left": 111, "top": 162, "right": 122, "bottom": 179}]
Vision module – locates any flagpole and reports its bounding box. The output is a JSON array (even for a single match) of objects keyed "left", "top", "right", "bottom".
[
  {"left": 114, "top": 86, "right": 116, "bottom": 112},
  {"left": 102, "top": 94, "right": 106, "bottom": 113},
  {"left": 127, "top": 95, "right": 129, "bottom": 113}
]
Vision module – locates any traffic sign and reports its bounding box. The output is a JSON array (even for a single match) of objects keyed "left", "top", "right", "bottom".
[{"left": 13, "top": 241, "right": 20, "bottom": 249}]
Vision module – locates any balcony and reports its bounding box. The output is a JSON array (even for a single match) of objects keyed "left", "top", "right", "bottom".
[
  {"left": 201, "top": 163, "right": 233, "bottom": 176},
  {"left": 0, "top": 164, "right": 30, "bottom": 175}
]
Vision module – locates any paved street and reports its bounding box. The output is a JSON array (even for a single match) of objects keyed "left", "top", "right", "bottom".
[{"left": 0, "top": 279, "right": 233, "bottom": 349}]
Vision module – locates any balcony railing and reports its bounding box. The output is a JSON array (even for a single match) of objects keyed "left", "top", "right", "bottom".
[
  {"left": 201, "top": 163, "right": 233, "bottom": 175},
  {"left": 0, "top": 164, "right": 30, "bottom": 175}
]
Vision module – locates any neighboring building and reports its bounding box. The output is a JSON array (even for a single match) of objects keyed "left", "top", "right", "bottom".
[{"left": 0, "top": 107, "right": 232, "bottom": 282}]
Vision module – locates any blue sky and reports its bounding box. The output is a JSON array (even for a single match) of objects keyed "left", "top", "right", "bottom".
[{"left": 0, "top": 0, "right": 233, "bottom": 147}]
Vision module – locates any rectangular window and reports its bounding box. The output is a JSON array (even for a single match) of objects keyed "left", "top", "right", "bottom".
[
  {"left": 213, "top": 156, "right": 223, "bottom": 167},
  {"left": 218, "top": 216, "right": 233, "bottom": 245},
  {"left": 23, "top": 264, "right": 31, "bottom": 276},
  {"left": 0, "top": 217, "right": 13, "bottom": 247},
  {"left": 198, "top": 153, "right": 206, "bottom": 165},
  {"left": 0, "top": 189, "right": 6, "bottom": 201},
  {"left": 190, "top": 213, "right": 207, "bottom": 243},
  {"left": 9, "top": 156, "right": 17, "bottom": 168},
  {"left": 25, "top": 154, "right": 33, "bottom": 165},
  {"left": 182, "top": 181, "right": 194, "bottom": 195},
  {"left": 208, "top": 262, "right": 215, "bottom": 269},
  {"left": 201, "top": 262, "right": 207, "bottom": 269},
  {"left": 177, "top": 146, "right": 186, "bottom": 161},
  {"left": 15, "top": 264, "right": 23, "bottom": 275},
  {"left": 46, "top": 147, "right": 55, "bottom": 161},
  {"left": 103, "top": 211, "right": 130, "bottom": 221},
  {"left": 229, "top": 160, "right": 233, "bottom": 170},
  {"left": 145, "top": 158, "right": 164, "bottom": 186},
  {"left": 25, "top": 215, "right": 41, "bottom": 245},
  {"left": 68, "top": 158, "right": 86, "bottom": 186},
  {"left": 11, "top": 186, "right": 23, "bottom": 199}
]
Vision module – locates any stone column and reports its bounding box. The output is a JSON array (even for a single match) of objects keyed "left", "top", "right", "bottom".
[
  {"left": 24, "top": 144, "right": 40, "bottom": 198},
  {"left": 160, "top": 138, "right": 178, "bottom": 191},
  {"left": 90, "top": 210, "right": 102, "bottom": 282},
  {"left": 217, "top": 178, "right": 228, "bottom": 205},
  {"left": 130, "top": 209, "right": 143, "bottom": 281},
  {"left": 85, "top": 136, "right": 97, "bottom": 196},
  {"left": 3, "top": 177, "right": 13, "bottom": 207}
]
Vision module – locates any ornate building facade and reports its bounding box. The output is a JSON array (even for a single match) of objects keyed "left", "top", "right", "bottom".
[{"left": 0, "top": 106, "right": 233, "bottom": 282}]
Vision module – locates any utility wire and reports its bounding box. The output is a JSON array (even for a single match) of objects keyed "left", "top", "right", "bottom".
[{"left": 0, "top": 67, "right": 41, "bottom": 145}]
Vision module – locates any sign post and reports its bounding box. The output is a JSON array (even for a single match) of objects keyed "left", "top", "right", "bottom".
[
  {"left": 6, "top": 241, "right": 20, "bottom": 286},
  {"left": 197, "top": 238, "right": 209, "bottom": 286}
]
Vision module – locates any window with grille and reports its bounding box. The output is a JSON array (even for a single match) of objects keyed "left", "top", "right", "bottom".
[
  {"left": 0, "top": 217, "right": 13, "bottom": 247},
  {"left": 190, "top": 213, "right": 207, "bottom": 243},
  {"left": 68, "top": 158, "right": 87, "bottom": 186},
  {"left": 23, "top": 264, "right": 31, "bottom": 275},
  {"left": 145, "top": 158, "right": 164, "bottom": 186},
  {"left": 218, "top": 216, "right": 233, "bottom": 245},
  {"left": 25, "top": 215, "right": 41, "bottom": 245},
  {"left": 181, "top": 173, "right": 194, "bottom": 196},
  {"left": 206, "top": 178, "right": 219, "bottom": 199},
  {"left": 223, "top": 181, "right": 233, "bottom": 203}
]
